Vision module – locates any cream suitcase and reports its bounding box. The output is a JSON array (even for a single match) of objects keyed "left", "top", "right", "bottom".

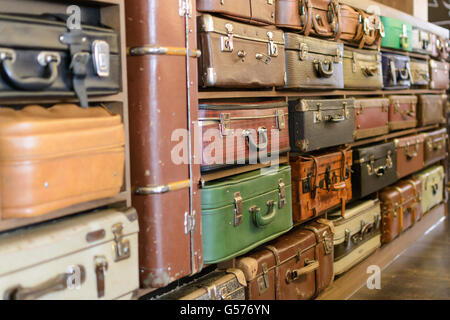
[
  {"left": 328, "top": 199, "right": 381, "bottom": 277},
  {"left": 414, "top": 165, "right": 445, "bottom": 214},
  {"left": 0, "top": 207, "right": 139, "bottom": 300}
]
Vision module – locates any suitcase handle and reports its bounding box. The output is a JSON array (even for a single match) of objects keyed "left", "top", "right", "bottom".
[
  {"left": 3, "top": 265, "right": 86, "bottom": 300},
  {"left": 330, "top": 181, "right": 346, "bottom": 191},
  {"left": 285, "top": 259, "right": 319, "bottom": 283},
  {"left": 0, "top": 49, "right": 60, "bottom": 90},
  {"left": 362, "top": 66, "right": 378, "bottom": 77},
  {"left": 404, "top": 140, "right": 420, "bottom": 159},
  {"left": 398, "top": 67, "right": 409, "bottom": 80},
  {"left": 313, "top": 59, "right": 334, "bottom": 78},
  {"left": 250, "top": 200, "right": 277, "bottom": 227},
  {"left": 242, "top": 127, "right": 268, "bottom": 151}
]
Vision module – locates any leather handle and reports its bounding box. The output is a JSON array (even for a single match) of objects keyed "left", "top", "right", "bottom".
[
  {"left": 0, "top": 49, "right": 60, "bottom": 90},
  {"left": 242, "top": 127, "right": 268, "bottom": 151},
  {"left": 405, "top": 141, "right": 419, "bottom": 159},
  {"left": 330, "top": 181, "right": 346, "bottom": 191},
  {"left": 285, "top": 260, "right": 319, "bottom": 283},
  {"left": 314, "top": 59, "right": 334, "bottom": 78},
  {"left": 311, "top": 14, "right": 331, "bottom": 36},
  {"left": 250, "top": 200, "right": 277, "bottom": 228}
]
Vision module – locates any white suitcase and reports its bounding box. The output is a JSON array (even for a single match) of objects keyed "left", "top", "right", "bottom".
[
  {"left": 414, "top": 165, "right": 445, "bottom": 214},
  {"left": 0, "top": 207, "right": 139, "bottom": 300},
  {"left": 328, "top": 199, "right": 381, "bottom": 277}
]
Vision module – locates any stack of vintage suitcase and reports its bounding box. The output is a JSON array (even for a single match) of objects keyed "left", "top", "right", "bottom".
[{"left": 0, "top": 0, "right": 447, "bottom": 300}]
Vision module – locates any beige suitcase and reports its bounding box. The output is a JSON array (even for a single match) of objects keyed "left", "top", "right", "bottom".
[
  {"left": 0, "top": 207, "right": 139, "bottom": 300},
  {"left": 413, "top": 165, "right": 445, "bottom": 214},
  {"left": 328, "top": 199, "right": 381, "bottom": 277}
]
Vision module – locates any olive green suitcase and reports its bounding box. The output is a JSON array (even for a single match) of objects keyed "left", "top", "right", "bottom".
[
  {"left": 380, "top": 16, "right": 412, "bottom": 52},
  {"left": 201, "top": 165, "right": 293, "bottom": 264}
]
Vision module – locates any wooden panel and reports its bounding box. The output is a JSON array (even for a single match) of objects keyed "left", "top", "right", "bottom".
[{"left": 317, "top": 203, "right": 447, "bottom": 300}]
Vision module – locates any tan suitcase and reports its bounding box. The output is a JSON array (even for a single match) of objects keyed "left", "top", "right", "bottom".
[
  {"left": 0, "top": 207, "right": 139, "bottom": 300},
  {"left": 0, "top": 104, "right": 125, "bottom": 219},
  {"left": 413, "top": 165, "right": 445, "bottom": 215}
]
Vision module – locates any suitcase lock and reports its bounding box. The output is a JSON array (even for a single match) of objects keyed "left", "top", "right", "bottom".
[
  {"left": 278, "top": 179, "right": 286, "bottom": 209},
  {"left": 112, "top": 223, "right": 130, "bottom": 262},
  {"left": 267, "top": 32, "right": 278, "bottom": 57},
  {"left": 299, "top": 43, "right": 308, "bottom": 61},
  {"left": 233, "top": 192, "right": 243, "bottom": 227},
  {"left": 221, "top": 24, "right": 234, "bottom": 52}
]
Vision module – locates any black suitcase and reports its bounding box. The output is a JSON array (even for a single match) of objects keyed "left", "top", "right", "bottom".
[
  {"left": 0, "top": 13, "right": 120, "bottom": 107},
  {"left": 381, "top": 52, "right": 411, "bottom": 90},
  {"left": 352, "top": 141, "right": 398, "bottom": 199},
  {"left": 289, "top": 98, "right": 355, "bottom": 153}
]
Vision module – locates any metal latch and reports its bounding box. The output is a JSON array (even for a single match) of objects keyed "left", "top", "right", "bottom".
[
  {"left": 92, "top": 40, "right": 110, "bottom": 78},
  {"left": 184, "top": 211, "right": 196, "bottom": 234},
  {"left": 267, "top": 32, "right": 278, "bottom": 57},
  {"left": 267, "top": 0, "right": 273, "bottom": 4},
  {"left": 94, "top": 256, "right": 108, "bottom": 298},
  {"left": 179, "top": 0, "right": 192, "bottom": 17},
  {"left": 276, "top": 110, "right": 285, "bottom": 129},
  {"left": 299, "top": 43, "right": 308, "bottom": 61},
  {"left": 278, "top": 179, "right": 286, "bottom": 209},
  {"left": 112, "top": 223, "right": 130, "bottom": 262},
  {"left": 206, "top": 284, "right": 229, "bottom": 300},
  {"left": 257, "top": 263, "right": 270, "bottom": 294},
  {"left": 302, "top": 172, "right": 312, "bottom": 193},
  {"left": 322, "top": 231, "right": 333, "bottom": 255},
  {"left": 220, "top": 113, "right": 231, "bottom": 136},
  {"left": 221, "top": 23, "right": 234, "bottom": 52},
  {"left": 234, "top": 192, "right": 243, "bottom": 227}
]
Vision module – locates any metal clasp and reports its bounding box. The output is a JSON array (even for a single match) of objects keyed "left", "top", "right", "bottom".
[
  {"left": 267, "top": 32, "right": 278, "bottom": 57},
  {"left": 276, "top": 110, "right": 285, "bottom": 129},
  {"left": 112, "top": 223, "right": 130, "bottom": 262},
  {"left": 92, "top": 40, "right": 110, "bottom": 78},
  {"left": 94, "top": 256, "right": 108, "bottom": 298},
  {"left": 184, "top": 211, "right": 196, "bottom": 234},
  {"left": 299, "top": 43, "right": 308, "bottom": 61},
  {"left": 220, "top": 113, "right": 231, "bottom": 136},
  {"left": 234, "top": 192, "right": 243, "bottom": 227},
  {"left": 221, "top": 23, "right": 234, "bottom": 52},
  {"left": 278, "top": 179, "right": 286, "bottom": 209},
  {"left": 257, "top": 263, "right": 270, "bottom": 294}
]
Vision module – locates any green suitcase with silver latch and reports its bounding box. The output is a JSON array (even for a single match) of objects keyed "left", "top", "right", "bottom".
[
  {"left": 380, "top": 16, "right": 412, "bottom": 52},
  {"left": 201, "top": 165, "right": 293, "bottom": 264}
]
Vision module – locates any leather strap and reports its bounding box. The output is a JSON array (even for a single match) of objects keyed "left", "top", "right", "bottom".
[
  {"left": 303, "top": 225, "right": 321, "bottom": 298},
  {"left": 393, "top": 186, "right": 404, "bottom": 234},
  {"left": 264, "top": 245, "right": 280, "bottom": 300},
  {"left": 303, "top": 0, "right": 313, "bottom": 36},
  {"left": 405, "top": 179, "right": 420, "bottom": 225},
  {"left": 332, "top": 0, "right": 342, "bottom": 41}
]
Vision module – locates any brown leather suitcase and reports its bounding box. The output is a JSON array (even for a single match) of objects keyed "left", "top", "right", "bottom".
[
  {"left": 424, "top": 128, "right": 448, "bottom": 167},
  {"left": 379, "top": 178, "right": 422, "bottom": 244},
  {"left": 198, "top": 100, "right": 290, "bottom": 171},
  {"left": 236, "top": 219, "right": 334, "bottom": 300},
  {"left": 126, "top": 0, "right": 203, "bottom": 288},
  {"left": 284, "top": 33, "right": 344, "bottom": 89},
  {"left": 429, "top": 60, "right": 449, "bottom": 90},
  {"left": 198, "top": 14, "right": 285, "bottom": 88},
  {"left": 388, "top": 95, "right": 418, "bottom": 131},
  {"left": 353, "top": 98, "right": 389, "bottom": 140},
  {"left": 290, "top": 149, "right": 352, "bottom": 225},
  {"left": 410, "top": 58, "right": 430, "bottom": 87},
  {"left": 339, "top": 4, "right": 384, "bottom": 49},
  {"left": 394, "top": 134, "right": 425, "bottom": 179},
  {"left": 343, "top": 47, "right": 383, "bottom": 90},
  {"left": 276, "top": 0, "right": 341, "bottom": 39},
  {"left": 0, "top": 104, "right": 124, "bottom": 219},
  {"left": 417, "top": 95, "right": 446, "bottom": 127},
  {"left": 197, "top": 0, "right": 276, "bottom": 25}
]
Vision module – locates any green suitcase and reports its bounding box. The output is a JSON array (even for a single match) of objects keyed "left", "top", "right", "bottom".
[
  {"left": 380, "top": 16, "right": 412, "bottom": 52},
  {"left": 201, "top": 165, "right": 293, "bottom": 264}
]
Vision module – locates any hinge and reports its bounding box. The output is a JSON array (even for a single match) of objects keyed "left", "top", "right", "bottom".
[
  {"left": 179, "top": 0, "right": 192, "bottom": 17},
  {"left": 220, "top": 113, "right": 231, "bottom": 136},
  {"left": 278, "top": 179, "right": 286, "bottom": 209},
  {"left": 276, "top": 110, "right": 285, "bottom": 129},
  {"left": 234, "top": 192, "right": 243, "bottom": 227},
  {"left": 184, "top": 211, "right": 196, "bottom": 234},
  {"left": 112, "top": 223, "right": 130, "bottom": 262}
]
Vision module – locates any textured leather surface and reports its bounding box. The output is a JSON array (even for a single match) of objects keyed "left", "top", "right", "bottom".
[
  {"left": 126, "top": 0, "right": 203, "bottom": 288},
  {"left": 413, "top": 165, "right": 444, "bottom": 214},
  {"left": 197, "top": 0, "right": 276, "bottom": 25},
  {"left": 201, "top": 165, "right": 293, "bottom": 264},
  {"left": 284, "top": 33, "right": 344, "bottom": 89},
  {"left": 236, "top": 220, "right": 334, "bottom": 300},
  {"left": 198, "top": 14, "right": 285, "bottom": 88},
  {"left": 410, "top": 59, "right": 430, "bottom": 86},
  {"left": 394, "top": 134, "right": 425, "bottom": 179},
  {"left": 379, "top": 178, "right": 422, "bottom": 244},
  {"left": 429, "top": 60, "right": 449, "bottom": 90},
  {"left": 198, "top": 100, "right": 290, "bottom": 170},
  {"left": 289, "top": 98, "right": 354, "bottom": 153},
  {"left": 352, "top": 141, "right": 397, "bottom": 199},
  {"left": 0, "top": 104, "right": 124, "bottom": 219},
  {"left": 380, "top": 16, "right": 412, "bottom": 51},
  {"left": 417, "top": 95, "right": 445, "bottom": 126},
  {"left": 343, "top": 48, "right": 383, "bottom": 89},
  {"left": 388, "top": 95, "right": 417, "bottom": 131},
  {"left": 382, "top": 53, "right": 411, "bottom": 89},
  {"left": 424, "top": 128, "right": 447, "bottom": 167},
  {"left": 290, "top": 150, "right": 352, "bottom": 224},
  {"left": 353, "top": 98, "right": 389, "bottom": 140}
]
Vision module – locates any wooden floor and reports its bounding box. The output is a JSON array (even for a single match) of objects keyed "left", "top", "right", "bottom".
[{"left": 350, "top": 216, "right": 450, "bottom": 300}]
